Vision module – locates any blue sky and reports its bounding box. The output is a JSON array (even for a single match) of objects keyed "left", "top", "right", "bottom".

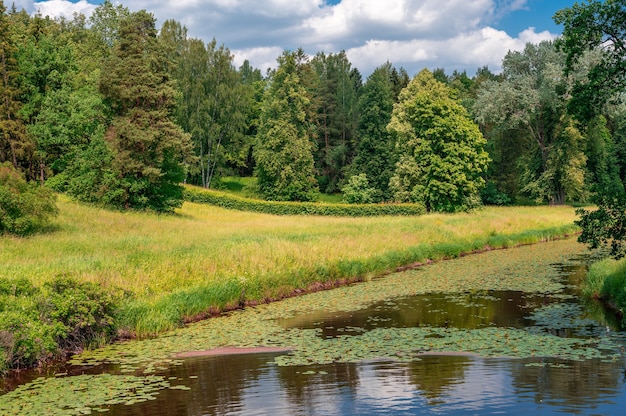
[{"left": 22, "top": 0, "right": 576, "bottom": 76}]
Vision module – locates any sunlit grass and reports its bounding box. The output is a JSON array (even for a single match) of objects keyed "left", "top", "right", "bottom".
[{"left": 0, "top": 195, "right": 579, "bottom": 336}]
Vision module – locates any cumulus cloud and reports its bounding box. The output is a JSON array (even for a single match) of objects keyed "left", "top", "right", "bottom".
[
  {"left": 21, "top": 0, "right": 561, "bottom": 76},
  {"left": 33, "top": 0, "right": 96, "bottom": 19},
  {"left": 344, "top": 26, "right": 556, "bottom": 76}
]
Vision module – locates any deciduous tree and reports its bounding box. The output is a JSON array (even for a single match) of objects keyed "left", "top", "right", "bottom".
[{"left": 389, "top": 69, "right": 490, "bottom": 212}]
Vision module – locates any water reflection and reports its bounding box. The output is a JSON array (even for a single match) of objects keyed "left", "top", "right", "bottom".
[
  {"left": 102, "top": 352, "right": 626, "bottom": 416},
  {"left": 278, "top": 290, "right": 558, "bottom": 338}
]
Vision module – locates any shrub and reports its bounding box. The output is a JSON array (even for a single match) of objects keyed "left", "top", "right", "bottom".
[
  {"left": 0, "top": 276, "right": 120, "bottom": 373},
  {"left": 183, "top": 185, "right": 425, "bottom": 217},
  {"left": 342, "top": 174, "right": 377, "bottom": 204},
  {"left": 0, "top": 162, "right": 58, "bottom": 235}
]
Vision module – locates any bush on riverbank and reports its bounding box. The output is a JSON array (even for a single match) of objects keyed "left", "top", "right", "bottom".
[{"left": 0, "top": 276, "right": 119, "bottom": 374}]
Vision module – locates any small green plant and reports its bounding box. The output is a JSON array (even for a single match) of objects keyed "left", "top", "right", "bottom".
[{"left": 0, "top": 162, "right": 58, "bottom": 235}]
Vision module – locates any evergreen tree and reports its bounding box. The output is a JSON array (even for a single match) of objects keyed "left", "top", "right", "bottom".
[
  {"left": 350, "top": 62, "right": 397, "bottom": 201},
  {"left": 311, "top": 51, "right": 360, "bottom": 193},
  {"left": 389, "top": 69, "right": 490, "bottom": 212},
  {"left": 97, "top": 10, "right": 193, "bottom": 211},
  {"left": 254, "top": 50, "right": 318, "bottom": 201},
  {"left": 0, "top": 1, "right": 33, "bottom": 176}
]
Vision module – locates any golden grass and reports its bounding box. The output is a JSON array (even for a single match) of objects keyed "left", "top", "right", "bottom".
[{"left": 2, "top": 195, "right": 578, "bottom": 305}]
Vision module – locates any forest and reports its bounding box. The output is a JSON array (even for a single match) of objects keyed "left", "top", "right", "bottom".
[{"left": 1, "top": 0, "right": 626, "bottom": 226}]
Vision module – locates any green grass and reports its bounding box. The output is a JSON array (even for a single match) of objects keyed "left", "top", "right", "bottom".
[
  {"left": 0, "top": 195, "right": 580, "bottom": 339},
  {"left": 585, "top": 258, "right": 626, "bottom": 324}
]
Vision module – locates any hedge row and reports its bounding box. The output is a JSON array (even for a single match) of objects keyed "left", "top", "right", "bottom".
[{"left": 183, "top": 186, "right": 426, "bottom": 217}]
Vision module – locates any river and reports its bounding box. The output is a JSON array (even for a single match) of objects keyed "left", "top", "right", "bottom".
[{"left": 1, "top": 238, "right": 625, "bottom": 415}]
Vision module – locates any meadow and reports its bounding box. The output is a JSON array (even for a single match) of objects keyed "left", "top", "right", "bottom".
[{"left": 1, "top": 194, "right": 580, "bottom": 339}]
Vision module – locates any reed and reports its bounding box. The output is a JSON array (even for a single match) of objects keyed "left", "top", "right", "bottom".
[{"left": 0, "top": 195, "right": 579, "bottom": 337}]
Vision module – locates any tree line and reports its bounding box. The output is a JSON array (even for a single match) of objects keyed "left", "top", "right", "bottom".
[{"left": 1, "top": 0, "right": 626, "bottom": 222}]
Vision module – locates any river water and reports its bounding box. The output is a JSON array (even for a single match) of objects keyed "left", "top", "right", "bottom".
[{"left": 2, "top": 239, "right": 626, "bottom": 415}]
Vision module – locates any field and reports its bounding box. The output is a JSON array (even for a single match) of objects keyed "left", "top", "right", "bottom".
[{"left": 0, "top": 195, "right": 580, "bottom": 339}]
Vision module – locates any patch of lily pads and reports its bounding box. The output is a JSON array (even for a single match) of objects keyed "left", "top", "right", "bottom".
[
  {"left": 0, "top": 374, "right": 172, "bottom": 415},
  {"left": 2, "top": 238, "right": 626, "bottom": 410}
]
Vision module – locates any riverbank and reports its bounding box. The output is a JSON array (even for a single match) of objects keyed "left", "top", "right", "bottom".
[
  {"left": 0, "top": 196, "right": 580, "bottom": 373},
  {"left": 584, "top": 258, "right": 626, "bottom": 324}
]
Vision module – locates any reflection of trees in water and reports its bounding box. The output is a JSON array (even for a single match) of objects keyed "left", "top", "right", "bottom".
[
  {"left": 104, "top": 353, "right": 276, "bottom": 416},
  {"left": 405, "top": 355, "right": 471, "bottom": 401},
  {"left": 511, "top": 359, "right": 624, "bottom": 409},
  {"left": 275, "top": 361, "right": 360, "bottom": 412}
]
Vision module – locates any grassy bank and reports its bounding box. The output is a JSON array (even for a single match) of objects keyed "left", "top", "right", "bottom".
[
  {"left": 584, "top": 258, "right": 626, "bottom": 324},
  {"left": 0, "top": 196, "right": 579, "bottom": 370}
]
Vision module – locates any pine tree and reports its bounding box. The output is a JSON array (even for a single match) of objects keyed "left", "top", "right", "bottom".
[
  {"left": 350, "top": 62, "right": 397, "bottom": 201},
  {"left": 0, "top": 1, "right": 32, "bottom": 175},
  {"left": 98, "top": 10, "right": 192, "bottom": 211}
]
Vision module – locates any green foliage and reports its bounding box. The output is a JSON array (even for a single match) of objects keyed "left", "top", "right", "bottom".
[
  {"left": 584, "top": 258, "right": 626, "bottom": 326},
  {"left": 480, "top": 181, "right": 512, "bottom": 205},
  {"left": 350, "top": 62, "right": 397, "bottom": 201},
  {"left": 0, "top": 2, "right": 33, "bottom": 175},
  {"left": 311, "top": 51, "right": 360, "bottom": 193},
  {"left": 254, "top": 50, "right": 319, "bottom": 202},
  {"left": 0, "top": 162, "right": 57, "bottom": 235},
  {"left": 474, "top": 41, "right": 591, "bottom": 205},
  {"left": 555, "top": 0, "right": 626, "bottom": 121},
  {"left": 576, "top": 194, "right": 626, "bottom": 259},
  {"left": 341, "top": 173, "right": 376, "bottom": 204},
  {"left": 183, "top": 185, "right": 425, "bottom": 217},
  {"left": 585, "top": 115, "right": 624, "bottom": 196},
  {"left": 520, "top": 117, "right": 588, "bottom": 204},
  {"left": 0, "top": 275, "right": 119, "bottom": 373},
  {"left": 96, "top": 10, "right": 193, "bottom": 212},
  {"left": 389, "top": 69, "right": 490, "bottom": 212}
]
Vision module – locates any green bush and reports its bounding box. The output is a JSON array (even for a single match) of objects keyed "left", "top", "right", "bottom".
[
  {"left": 0, "top": 276, "right": 120, "bottom": 373},
  {"left": 342, "top": 174, "right": 377, "bottom": 204},
  {"left": 0, "top": 162, "right": 58, "bottom": 235},
  {"left": 183, "top": 185, "right": 425, "bottom": 217}
]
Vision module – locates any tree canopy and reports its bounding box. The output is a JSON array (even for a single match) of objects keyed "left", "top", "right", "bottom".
[
  {"left": 1, "top": 0, "right": 626, "bottom": 220},
  {"left": 389, "top": 69, "right": 490, "bottom": 212}
]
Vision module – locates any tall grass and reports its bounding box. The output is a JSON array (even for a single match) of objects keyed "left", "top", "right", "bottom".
[
  {"left": 585, "top": 258, "right": 626, "bottom": 324},
  {"left": 0, "top": 195, "right": 580, "bottom": 337}
]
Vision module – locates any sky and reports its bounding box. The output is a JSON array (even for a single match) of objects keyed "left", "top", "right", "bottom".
[{"left": 14, "top": 0, "right": 576, "bottom": 77}]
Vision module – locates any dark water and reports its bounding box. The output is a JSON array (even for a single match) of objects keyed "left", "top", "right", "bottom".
[
  {"left": 3, "top": 246, "right": 626, "bottom": 415},
  {"left": 96, "top": 255, "right": 626, "bottom": 416}
]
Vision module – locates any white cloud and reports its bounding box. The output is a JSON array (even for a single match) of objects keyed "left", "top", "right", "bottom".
[
  {"left": 20, "top": 0, "right": 561, "bottom": 77},
  {"left": 232, "top": 46, "right": 284, "bottom": 74},
  {"left": 33, "top": 0, "right": 96, "bottom": 19}
]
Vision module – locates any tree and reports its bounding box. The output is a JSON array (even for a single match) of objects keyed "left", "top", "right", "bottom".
[
  {"left": 474, "top": 41, "right": 588, "bottom": 204},
  {"left": 585, "top": 115, "right": 624, "bottom": 195},
  {"left": 0, "top": 1, "right": 33, "bottom": 176},
  {"left": 350, "top": 62, "right": 397, "bottom": 201},
  {"left": 254, "top": 50, "right": 318, "bottom": 201},
  {"left": 556, "top": 1, "right": 626, "bottom": 257},
  {"left": 388, "top": 69, "right": 490, "bottom": 212},
  {"left": 554, "top": 0, "right": 626, "bottom": 121},
  {"left": 311, "top": 51, "right": 360, "bottom": 193},
  {"left": 0, "top": 162, "right": 57, "bottom": 235},
  {"left": 161, "top": 21, "right": 255, "bottom": 188},
  {"left": 96, "top": 10, "right": 193, "bottom": 211}
]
